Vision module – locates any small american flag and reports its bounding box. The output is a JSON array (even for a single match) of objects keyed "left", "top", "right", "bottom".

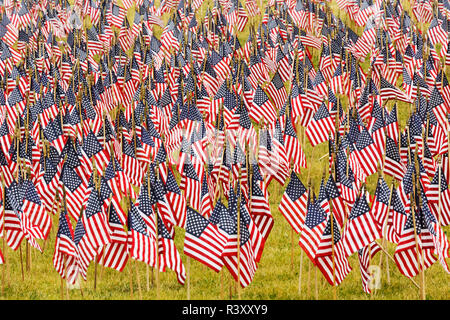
[
  {"left": 184, "top": 206, "right": 227, "bottom": 272},
  {"left": 357, "top": 242, "right": 381, "bottom": 294},
  {"left": 279, "top": 171, "right": 308, "bottom": 234},
  {"left": 53, "top": 209, "right": 78, "bottom": 284},
  {"left": 341, "top": 192, "right": 382, "bottom": 257},
  {"left": 299, "top": 193, "right": 328, "bottom": 263},
  {"left": 305, "top": 102, "right": 335, "bottom": 147}
]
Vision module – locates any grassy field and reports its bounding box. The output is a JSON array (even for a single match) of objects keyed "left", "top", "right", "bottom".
[{"left": 0, "top": 0, "right": 448, "bottom": 300}]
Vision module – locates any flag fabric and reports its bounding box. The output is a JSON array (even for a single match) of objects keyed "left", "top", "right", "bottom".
[
  {"left": 279, "top": 171, "right": 308, "bottom": 234},
  {"left": 183, "top": 206, "right": 227, "bottom": 272},
  {"left": 53, "top": 209, "right": 78, "bottom": 284},
  {"left": 357, "top": 241, "right": 382, "bottom": 294},
  {"left": 305, "top": 103, "right": 335, "bottom": 146},
  {"left": 341, "top": 193, "right": 382, "bottom": 257}
]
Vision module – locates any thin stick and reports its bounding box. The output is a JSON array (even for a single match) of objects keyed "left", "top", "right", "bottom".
[
  {"left": 1, "top": 173, "right": 6, "bottom": 292},
  {"left": 129, "top": 255, "right": 134, "bottom": 299},
  {"left": 60, "top": 276, "right": 64, "bottom": 300},
  {"left": 438, "top": 156, "right": 443, "bottom": 225},
  {"left": 307, "top": 259, "right": 311, "bottom": 297},
  {"left": 26, "top": 242, "right": 30, "bottom": 272},
  {"left": 413, "top": 152, "right": 426, "bottom": 300},
  {"left": 314, "top": 266, "right": 318, "bottom": 300},
  {"left": 236, "top": 169, "right": 242, "bottom": 300},
  {"left": 146, "top": 265, "right": 150, "bottom": 292},
  {"left": 149, "top": 169, "right": 160, "bottom": 298},
  {"left": 187, "top": 256, "right": 191, "bottom": 300},
  {"left": 135, "top": 261, "right": 142, "bottom": 300},
  {"left": 19, "top": 242, "right": 24, "bottom": 281},
  {"left": 290, "top": 229, "right": 294, "bottom": 270},
  {"left": 298, "top": 249, "right": 303, "bottom": 296}
]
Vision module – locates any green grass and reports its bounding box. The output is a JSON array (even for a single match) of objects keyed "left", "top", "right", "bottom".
[{"left": 1, "top": 0, "right": 448, "bottom": 300}]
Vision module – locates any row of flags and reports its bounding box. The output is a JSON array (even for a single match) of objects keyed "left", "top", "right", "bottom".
[{"left": 0, "top": 0, "right": 448, "bottom": 294}]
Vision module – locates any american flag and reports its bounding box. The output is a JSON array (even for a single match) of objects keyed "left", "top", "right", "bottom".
[
  {"left": 4, "top": 184, "right": 25, "bottom": 251},
  {"left": 250, "top": 85, "right": 277, "bottom": 125},
  {"left": 354, "top": 127, "right": 381, "bottom": 178},
  {"left": 427, "top": 17, "right": 447, "bottom": 47},
  {"left": 158, "top": 215, "right": 186, "bottom": 284},
  {"left": 249, "top": 163, "right": 274, "bottom": 240},
  {"left": 305, "top": 102, "right": 335, "bottom": 146},
  {"left": 53, "top": 209, "right": 78, "bottom": 284},
  {"left": 279, "top": 171, "right": 308, "bottom": 234},
  {"left": 127, "top": 202, "right": 157, "bottom": 267},
  {"left": 162, "top": 166, "right": 187, "bottom": 228},
  {"left": 429, "top": 86, "right": 448, "bottom": 134},
  {"left": 180, "top": 162, "right": 202, "bottom": 213},
  {"left": 299, "top": 193, "right": 328, "bottom": 263},
  {"left": 60, "top": 163, "right": 87, "bottom": 222},
  {"left": 315, "top": 235, "right": 352, "bottom": 286},
  {"left": 99, "top": 205, "right": 129, "bottom": 272},
  {"left": 341, "top": 192, "right": 382, "bottom": 257},
  {"left": 371, "top": 177, "right": 391, "bottom": 232},
  {"left": 74, "top": 213, "right": 97, "bottom": 280},
  {"left": 421, "top": 191, "right": 450, "bottom": 274},
  {"left": 426, "top": 166, "right": 450, "bottom": 226},
  {"left": 357, "top": 241, "right": 381, "bottom": 294},
  {"left": 384, "top": 136, "right": 407, "bottom": 181},
  {"left": 394, "top": 200, "right": 437, "bottom": 279},
  {"left": 324, "top": 175, "right": 347, "bottom": 228},
  {"left": 22, "top": 180, "right": 51, "bottom": 240},
  {"left": 222, "top": 187, "right": 261, "bottom": 288},
  {"left": 183, "top": 206, "right": 227, "bottom": 272},
  {"left": 7, "top": 181, "right": 43, "bottom": 251},
  {"left": 283, "top": 113, "right": 306, "bottom": 172},
  {"left": 82, "top": 183, "right": 111, "bottom": 253}
]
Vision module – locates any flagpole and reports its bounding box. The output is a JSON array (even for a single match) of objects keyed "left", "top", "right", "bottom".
[
  {"left": 19, "top": 242, "right": 24, "bottom": 281},
  {"left": 1, "top": 172, "right": 5, "bottom": 294},
  {"left": 186, "top": 197, "right": 191, "bottom": 301},
  {"left": 412, "top": 151, "right": 426, "bottom": 300},
  {"left": 438, "top": 156, "right": 443, "bottom": 225},
  {"left": 236, "top": 167, "right": 242, "bottom": 300},
  {"left": 152, "top": 164, "right": 160, "bottom": 299},
  {"left": 377, "top": 176, "right": 395, "bottom": 291},
  {"left": 299, "top": 145, "right": 315, "bottom": 296}
]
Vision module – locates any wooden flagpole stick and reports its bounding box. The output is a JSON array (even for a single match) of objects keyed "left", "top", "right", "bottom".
[
  {"left": 1, "top": 172, "right": 6, "bottom": 293},
  {"left": 437, "top": 156, "right": 443, "bottom": 225},
  {"left": 135, "top": 261, "right": 142, "bottom": 300},
  {"left": 290, "top": 228, "right": 294, "bottom": 270},
  {"left": 19, "top": 242, "right": 24, "bottom": 281},
  {"left": 300, "top": 145, "right": 315, "bottom": 295},
  {"left": 93, "top": 166, "right": 99, "bottom": 292},
  {"left": 148, "top": 169, "right": 160, "bottom": 298},
  {"left": 377, "top": 179, "right": 395, "bottom": 292},
  {"left": 412, "top": 151, "right": 426, "bottom": 300},
  {"left": 146, "top": 265, "right": 150, "bottom": 292},
  {"left": 298, "top": 250, "right": 304, "bottom": 296},
  {"left": 314, "top": 265, "right": 318, "bottom": 300},
  {"left": 329, "top": 134, "right": 338, "bottom": 300},
  {"left": 60, "top": 273, "right": 64, "bottom": 300},
  {"left": 236, "top": 168, "right": 242, "bottom": 300},
  {"left": 186, "top": 196, "right": 191, "bottom": 301},
  {"left": 25, "top": 239, "right": 29, "bottom": 273},
  {"left": 187, "top": 255, "right": 191, "bottom": 300},
  {"left": 129, "top": 253, "right": 134, "bottom": 299}
]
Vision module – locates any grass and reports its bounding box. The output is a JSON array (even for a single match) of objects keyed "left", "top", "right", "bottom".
[{"left": 1, "top": 0, "right": 448, "bottom": 300}]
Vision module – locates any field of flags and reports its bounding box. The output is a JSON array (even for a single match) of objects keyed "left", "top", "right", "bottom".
[{"left": 0, "top": 0, "right": 449, "bottom": 299}]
